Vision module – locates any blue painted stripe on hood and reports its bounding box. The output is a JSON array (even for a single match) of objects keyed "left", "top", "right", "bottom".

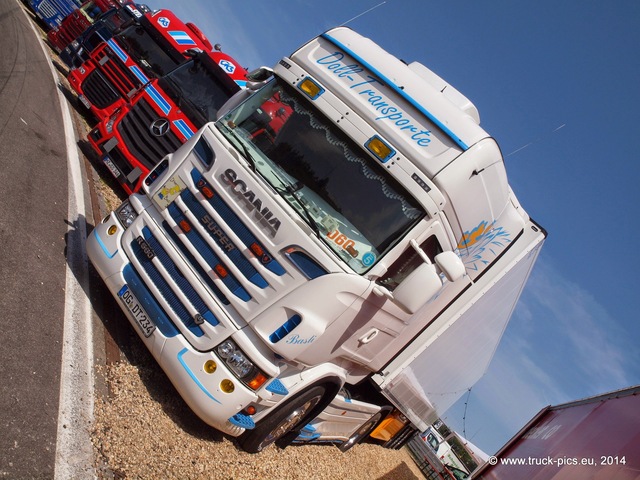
[
  {"left": 129, "top": 65, "right": 149, "bottom": 84},
  {"left": 106, "top": 39, "right": 128, "bottom": 63},
  {"left": 145, "top": 84, "right": 171, "bottom": 115},
  {"left": 173, "top": 119, "right": 194, "bottom": 139}
]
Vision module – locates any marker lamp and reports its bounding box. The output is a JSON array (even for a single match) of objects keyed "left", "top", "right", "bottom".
[
  {"left": 216, "top": 339, "right": 268, "bottom": 390},
  {"left": 298, "top": 77, "right": 324, "bottom": 100},
  {"left": 365, "top": 136, "right": 395, "bottom": 163},
  {"left": 115, "top": 200, "right": 138, "bottom": 229}
]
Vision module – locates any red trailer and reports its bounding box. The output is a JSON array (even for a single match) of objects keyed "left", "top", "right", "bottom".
[{"left": 473, "top": 385, "right": 640, "bottom": 479}]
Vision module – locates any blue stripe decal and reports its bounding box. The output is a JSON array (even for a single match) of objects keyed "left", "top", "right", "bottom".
[
  {"left": 106, "top": 38, "right": 128, "bottom": 63},
  {"left": 235, "top": 80, "right": 247, "bottom": 88},
  {"left": 129, "top": 65, "right": 149, "bottom": 85},
  {"left": 321, "top": 33, "right": 469, "bottom": 151},
  {"left": 93, "top": 229, "right": 117, "bottom": 259},
  {"left": 145, "top": 85, "right": 171, "bottom": 115},
  {"left": 169, "top": 31, "right": 197, "bottom": 46},
  {"left": 177, "top": 348, "right": 221, "bottom": 404},
  {"left": 173, "top": 119, "right": 194, "bottom": 139}
]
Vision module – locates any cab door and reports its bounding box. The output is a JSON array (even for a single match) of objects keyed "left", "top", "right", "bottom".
[{"left": 336, "top": 218, "right": 471, "bottom": 371}]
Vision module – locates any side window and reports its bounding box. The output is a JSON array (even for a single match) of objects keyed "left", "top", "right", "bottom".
[{"left": 378, "top": 236, "right": 442, "bottom": 290}]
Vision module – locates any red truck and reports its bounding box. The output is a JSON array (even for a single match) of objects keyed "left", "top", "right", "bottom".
[
  {"left": 67, "top": 8, "right": 215, "bottom": 122},
  {"left": 87, "top": 48, "right": 247, "bottom": 194},
  {"left": 472, "top": 385, "right": 640, "bottom": 479},
  {"left": 47, "top": 0, "right": 119, "bottom": 53}
]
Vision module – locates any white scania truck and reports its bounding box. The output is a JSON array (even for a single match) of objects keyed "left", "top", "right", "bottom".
[{"left": 87, "top": 26, "right": 546, "bottom": 453}]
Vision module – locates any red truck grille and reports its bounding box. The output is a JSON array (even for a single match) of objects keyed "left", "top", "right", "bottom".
[
  {"left": 82, "top": 44, "right": 141, "bottom": 111},
  {"left": 117, "top": 98, "right": 182, "bottom": 170}
]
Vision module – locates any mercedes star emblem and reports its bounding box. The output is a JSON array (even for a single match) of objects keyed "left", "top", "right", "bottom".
[{"left": 150, "top": 118, "right": 170, "bottom": 137}]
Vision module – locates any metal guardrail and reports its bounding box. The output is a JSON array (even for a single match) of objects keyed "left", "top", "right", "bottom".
[{"left": 406, "top": 434, "right": 456, "bottom": 480}]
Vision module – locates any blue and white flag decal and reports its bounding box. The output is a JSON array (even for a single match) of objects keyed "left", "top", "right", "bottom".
[{"left": 169, "top": 31, "right": 196, "bottom": 46}]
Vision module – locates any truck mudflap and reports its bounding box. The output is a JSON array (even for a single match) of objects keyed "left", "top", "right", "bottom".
[{"left": 290, "top": 393, "right": 383, "bottom": 446}]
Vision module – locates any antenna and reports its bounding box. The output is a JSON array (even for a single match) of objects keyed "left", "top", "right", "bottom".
[
  {"left": 505, "top": 123, "right": 566, "bottom": 158},
  {"left": 341, "top": 1, "right": 387, "bottom": 26}
]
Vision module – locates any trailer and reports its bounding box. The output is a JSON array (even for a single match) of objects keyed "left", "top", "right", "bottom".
[{"left": 472, "top": 385, "right": 640, "bottom": 479}]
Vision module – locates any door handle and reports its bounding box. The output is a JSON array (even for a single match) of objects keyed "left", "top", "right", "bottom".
[{"left": 359, "top": 328, "right": 379, "bottom": 344}]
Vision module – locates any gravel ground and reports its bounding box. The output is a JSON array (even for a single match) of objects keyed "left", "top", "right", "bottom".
[{"left": 92, "top": 344, "right": 424, "bottom": 480}]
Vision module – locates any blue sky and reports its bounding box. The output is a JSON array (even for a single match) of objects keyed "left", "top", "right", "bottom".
[{"left": 145, "top": 0, "right": 640, "bottom": 454}]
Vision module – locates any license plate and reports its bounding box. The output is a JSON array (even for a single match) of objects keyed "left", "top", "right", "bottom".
[
  {"left": 103, "top": 156, "right": 121, "bottom": 178},
  {"left": 118, "top": 285, "right": 156, "bottom": 337},
  {"left": 78, "top": 94, "right": 91, "bottom": 109}
]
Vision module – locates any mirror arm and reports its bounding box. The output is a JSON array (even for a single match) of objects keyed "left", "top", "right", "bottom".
[{"left": 410, "top": 239, "right": 432, "bottom": 264}]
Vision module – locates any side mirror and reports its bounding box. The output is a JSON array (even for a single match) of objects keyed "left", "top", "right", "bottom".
[
  {"left": 245, "top": 66, "right": 274, "bottom": 90},
  {"left": 393, "top": 263, "right": 442, "bottom": 314},
  {"left": 434, "top": 251, "right": 466, "bottom": 282}
]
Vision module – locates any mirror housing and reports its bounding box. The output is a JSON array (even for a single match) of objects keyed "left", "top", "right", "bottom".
[
  {"left": 245, "top": 66, "right": 274, "bottom": 90},
  {"left": 375, "top": 250, "right": 466, "bottom": 314},
  {"left": 434, "top": 251, "right": 466, "bottom": 282}
]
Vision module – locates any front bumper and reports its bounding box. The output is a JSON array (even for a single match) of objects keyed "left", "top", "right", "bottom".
[{"left": 87, "top": 213, "right": 259, "bottom": 436}]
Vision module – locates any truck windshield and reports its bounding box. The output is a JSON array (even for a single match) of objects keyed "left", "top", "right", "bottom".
[
  {"left": 114, "top": 23, "right": 183, "bottom": 77},
  {"left": 100, "top": 7, "right": 136, "bottom": 33},
  {"left": 158, "top": 53, "right": 241, "bottom": 128},
  {"left": 82, "top": 9, "right": 131, "bottom": 53},
  {"left": 217, "top": 78, "right": 424, "bottom": 273}
]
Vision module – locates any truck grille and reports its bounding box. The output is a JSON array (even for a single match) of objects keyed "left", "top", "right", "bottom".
[
  {"left": 117, "top": 98, "right": 182, "bottom": 170},
  {"left": 37, "top": 1, "right": 58, "bottom": 20},
  {"left": 124, "top": 168, "right": 287, "bottom": 344},
  {"left": 82, "top": 44, "right": 140, "bottom": 110},
  {"left": 130, "top": 226, "right": 220, "bottom": 338}
]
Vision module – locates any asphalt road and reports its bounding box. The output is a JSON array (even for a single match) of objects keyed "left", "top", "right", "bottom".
[{"left": 0, "top": 1, "right": 94, "bottom": 478}]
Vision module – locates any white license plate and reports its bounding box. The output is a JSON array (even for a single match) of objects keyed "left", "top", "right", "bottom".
[
  {"left": 78, "top": 94, "right": 91, "bottom": 109},
  {"left": 103, "top": 156, "right": 121, "bottom": 178},
  {"left": 118, "top": 285, "right": 156, "bottom": 337}
]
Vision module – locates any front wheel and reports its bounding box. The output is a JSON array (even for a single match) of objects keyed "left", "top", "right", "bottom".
[{"left": 239, "top": 385, "right": 326, "bottom": 453}]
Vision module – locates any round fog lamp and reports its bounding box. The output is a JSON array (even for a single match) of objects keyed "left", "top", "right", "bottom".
[
  {"left": 107, "top": 225, "right": 118, "bottom": 236},
  {"left": 220, "top": 379, "right": 235, "bottom": 393},
  {"left": 204, "top": 360, "right": 217, "bottom": 374}
]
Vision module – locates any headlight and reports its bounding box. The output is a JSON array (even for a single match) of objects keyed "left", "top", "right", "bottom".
[
  {"left": 70, "top": 40, "right": 80, "bottom": 50},
  {"left": 115, "top": 200, "right": 138, "bottom": 229},
  {"left": 216, "top": 339, "right": 268, "bottom": 390},
  {"left": 105, "top": 109, "right": 120, "bottom": 134}
]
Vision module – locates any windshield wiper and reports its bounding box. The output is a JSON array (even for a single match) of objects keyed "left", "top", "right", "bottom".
[
  {"left": 220, "top": 123, "right": 257, "bottom": 172},
  {"left": 272, "top": 180, "right": 321, "bottom": 238}
]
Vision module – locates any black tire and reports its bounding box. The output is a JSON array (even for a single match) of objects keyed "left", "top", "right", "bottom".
[
  {"left": 339, "top": 410, "right": 385, "bottom": 452},
  {"left": 239, "top": 385, "right": 327, "bottom": 453}
]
